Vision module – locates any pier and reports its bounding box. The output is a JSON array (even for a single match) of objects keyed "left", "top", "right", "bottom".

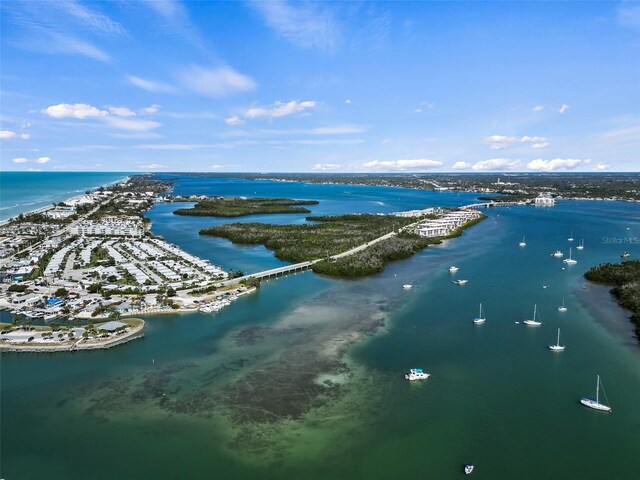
[{"left": 462, "top": 201, "right": 527, "bottom": 209}]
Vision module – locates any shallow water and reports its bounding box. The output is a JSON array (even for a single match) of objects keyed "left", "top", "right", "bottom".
[{"left": 2, "top": 177, "right": 640, "bottom": 479}]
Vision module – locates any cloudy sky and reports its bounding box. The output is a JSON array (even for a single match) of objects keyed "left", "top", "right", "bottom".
[{"left": 1, "top": 1, "right": 639, "bottom": 172}]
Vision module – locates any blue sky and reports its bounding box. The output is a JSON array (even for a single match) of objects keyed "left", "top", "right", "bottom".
[{"left": 1, "top": 0, "right": 639, "bottom": 173}]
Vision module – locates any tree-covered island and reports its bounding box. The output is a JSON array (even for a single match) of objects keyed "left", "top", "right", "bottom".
[
  {"left": 173, "top": 197, "right": 319, "bottom": 217},
  {"left": 200, "top": 213, "right": 485, "bottom": 277},
  {"left": 585, "top": 260, "right": 640, "bottom": 342}
]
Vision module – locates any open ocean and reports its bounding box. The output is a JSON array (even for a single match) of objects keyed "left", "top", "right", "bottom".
[
  {"left": 2, "top": 174, "right": 640, "bottom": 479},
  {"left": 0, "top": 172, "right": 131, "bottom": 221}
]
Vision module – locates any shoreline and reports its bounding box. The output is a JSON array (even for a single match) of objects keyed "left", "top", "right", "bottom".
[
  {"left": 0, "top": 173, "right": 131, "bottom": 225},
  {"left": 0, "top": 318, "right": 145, "bottom": 353}
]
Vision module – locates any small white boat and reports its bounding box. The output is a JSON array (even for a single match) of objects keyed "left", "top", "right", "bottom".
[
  {"left": 465, "top": 464, "right": 474, "bottom": 475},
  {"left": 523, "top": 304, "right": 542, "bottom": 326},
  {"left": 403, "top": 284, "right": 413, "bottom": 290},
  {"left": 548, "top": 328, "right": 565, "bottom": 351},
  {"left": 518, "top": 236, "right": 526, "bottom": 247},
  {"left": 473, "top": 303, "right": 486, "bottom": 324},
  {"left": 552, "top": 250, "right": 563, "bottom": 258},
  {"left": 580, "top": 375, "right": 612, "bottom": 412},
  {"left": 453, "top": 279, "right": 468, "bottom": 285},
  {"left": 449, "top": 266, "right": 459, "bottom": 272},
  {"left": 563, "top": 248, "right": 577, "bottom": 265},
  {"left": 621, "top": 252, "right": 630, "bottom": 258},
  {"left": 568, "top": 232, "right": 574, "bottom": 242},
  {"left": 576, "top": 239, "right": 584, "bottom": 250},
  {"left": 405, "top": 368, "right": 430, "bottom": 381},
  {"left": 558, "top": 299, "right": 567, "bottom": 312}
]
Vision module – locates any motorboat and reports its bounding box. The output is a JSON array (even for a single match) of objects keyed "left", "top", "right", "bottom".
[
  {"left": 464, "top": 464, "right": 474, "bottom": 475},
  {"left": 405, "top": 368, "right": 430, "bottom": 381},
  {"left": 403, "top": 284, "right": 413, "bottom": 290},
  {"left": 552, "top": 250, "right": 563, "bottom": 258},
  {"left": 449, "top": 266, "right": 459, "bottom": 272},
  {"left": 453, "top": 279, "right": 468, "bottom": 285}
]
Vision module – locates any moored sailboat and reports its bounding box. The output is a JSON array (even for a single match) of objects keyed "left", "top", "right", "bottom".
[
  {"left": 519, "top": 236, "right": 526, "bottom": 247},
  {"left": 576, "top": 239, "right": 584, "bottom": 250},
  {"left": 558, "top": 299, "right": 567, "bottom": 312},
  {"left": 473, "top": 303, "right": 486, "bottom": 324},
  {"left": 563, "top": 248, "right": 577, "bottom": 265},
  {"left": 580, "top": 375, "right": 612, "bottom": 412},
  {"left": 523, "top": 304, "right": 542, "bottom": 326},
  {"left": 548, "top": 328, "right": 565, "bottom": 351}
]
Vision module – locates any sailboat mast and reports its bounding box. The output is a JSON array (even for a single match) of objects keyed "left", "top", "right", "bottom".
[
  {"left": 557, "top": 328, "right": 560, "bottom": 346},
  {"left": 596, "top": 375, "right": 600, "bottom": 404}
]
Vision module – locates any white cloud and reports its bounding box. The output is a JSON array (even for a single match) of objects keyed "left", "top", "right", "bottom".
[
  {"left": 103, "top": 116, "right": 161, "bottom": 132},
  {"left": 140, "top": 104, "right": 161, "bottom": 115},
  {"left": 472, "top": 158, "right": 521, "bottom": 171},
  {"left": 36, "top": 156, "right": 51, "bottom": 164},
  {"left": 526, "top": 158, "right": 583, "bottom": 172},
  {"left": 127, "top": 75, "right": 176, "bottom": 93},
  {"left": 362, "top": 159, "right": 443, "bottom": 171},
  {"left": 60, "top": 0, "right": 126, "bottom": 36},
  {"left": 178, "top": 65, "right": 256, "bottom": 97},
  {"left": 313, "top": 163, "right": 342, "bottom": 171},
  {"left": 245, "top": 100, "right": 317, "bottom": 120},
  {"left": 559, "top": 104, "right": 570, "bottom": 114},
  {"left": 20, "top": 133, "right": 30, "bottom": 139},
  {"left": 531, "top": 142, "right": 550, "bottom": 149},
  {"left": 483, "top": 135, "right": 549, "bottom": 150},
  {"left": 381, "top": 138, "right": 392, "bottom": 145},
  {"left": 533, "top": 105, "right": 544, "bottom": 112},
  {"left": 249, "top": 0, "right": 340, "bottom": 52},
  {"left": 594, "top": 163, "right": 611, "bottom": 171},
  {"left": 43, "top": 103, "right": 108, "bottom": 119},
  {"left": 1, "top": 130, "right": 17, "bottom": 140},
  {"left": 452, "top": 161, "right": 472, "bottom": 170},
  {"left": 138, "top": 163, "right": 167, "bottom": 170},
  {"left": 47, "top": 32, "right": 111, "bottom": 62},
  {"left": 413, "top": 108, "right": 422, "bottom": 113},
  {"left": 345, "top": 99, "right": 352, "bottom": 104},
  {"left": 209, "top": 164, "right": 226, "bottom": 170},
  {"left": 225, "top": 115, "right": 245, "bottom": 126},
  {"left": 108, "top": 106, "right": 136, "bottom": 117},
  {"left": 12, "top": 157, "right": 28, "bottom": 163}
]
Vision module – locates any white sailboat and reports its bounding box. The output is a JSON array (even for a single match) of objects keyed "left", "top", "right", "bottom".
[
  {"left": 576, "top": 239, "right": 584, "bottom": 250},
  {"left": 563, "top": 248, "right": 577, "bottom": 265},
  {"left": 523, "top": 304, "right": 542, "bottom": 326},
  {"left": 568, "top": 232, "right": 574, "bottom": 242},
  {"left": 548, "top": 328, "right": 565, "bottom": 351},
  {"left": 449, "top": 266, "right": 459, "bottom": 272},
  {"left": 558, "top": 299, "right": 568, "bottom": 312},
  {"left": 473, "top": 303, "right": 486, "bottom": 324},
  {"left": 519, "top": 236, "right": 526, "bottom": 247},
  {"left": 580, "top": 375, "right": 612, "bottom": 412}
]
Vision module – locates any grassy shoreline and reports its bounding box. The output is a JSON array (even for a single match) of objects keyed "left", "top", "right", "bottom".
[{"left": 584, "top": 260, "right": 640, "bottom": 342}]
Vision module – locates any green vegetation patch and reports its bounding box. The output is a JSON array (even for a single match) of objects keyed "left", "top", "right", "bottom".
[
  {"left": 174, "top": 197, "right": 319, "bottom": 217},
  {"left": 585, "top": 260, "right": 640, "bottom": 341},
  {"left": 200, "top": 214, "right": 415, "bottom": 263}
]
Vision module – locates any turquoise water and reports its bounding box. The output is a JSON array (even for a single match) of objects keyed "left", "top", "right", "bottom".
[
  {"left": 0, "top": 171, "right": 130, "bottom": 221},
  {"left": 2, "top": 175, "right": 640, "bottom": 479}
]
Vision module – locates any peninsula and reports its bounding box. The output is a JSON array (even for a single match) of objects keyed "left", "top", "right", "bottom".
[
  {"left": 172, "top": 197, "right": 319, "bottom": 217},
  {"left": 201, "top": 209, "right": 484, "bottom": 277}
]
